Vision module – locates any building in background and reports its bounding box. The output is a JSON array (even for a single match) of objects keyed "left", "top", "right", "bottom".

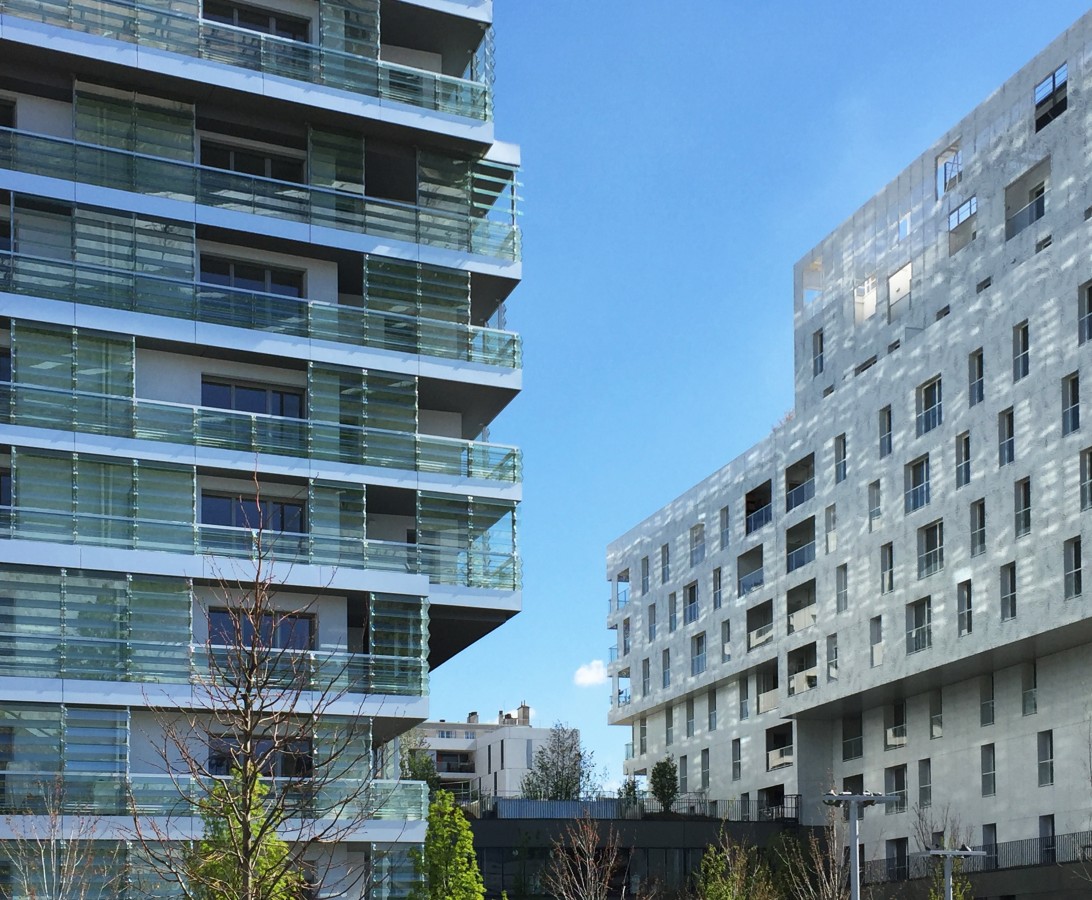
[
  {"left": 608, "top": 10, "right": 1092, "bottom": 894},
  {"left": 0, "top": 0, "right": 521, "bottom": 895},
  {"left": 419, "top": 703, "right": 552, "bottom": 798}
]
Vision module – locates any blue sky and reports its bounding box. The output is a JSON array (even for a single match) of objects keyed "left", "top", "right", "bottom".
[{"left": 428, "top": 2, "right": 1092, "bottom": 787}]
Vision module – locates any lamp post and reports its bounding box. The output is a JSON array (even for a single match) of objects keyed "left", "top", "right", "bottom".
[
  {"left": 916, "top": 846, "right": 987, "bottom": 900},
  {"left": 820, "top": 790, "right": 900, "bottom": 900}
]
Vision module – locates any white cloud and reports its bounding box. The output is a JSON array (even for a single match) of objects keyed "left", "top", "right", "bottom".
[{"left": 573, "top": 659, "right": 607, "bottom": 687}]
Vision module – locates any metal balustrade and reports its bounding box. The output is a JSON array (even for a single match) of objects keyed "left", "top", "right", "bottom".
[
  {"left": 745, "top": 503, "right": 772, "bottom": 533},
  {"left": 906, "top": 624, "right": 932, "bottom": 654},
  {"left": 0, "top": 253, "right": 521, "bottom": 369},
  {"left": 738, "top": 567, "right": 764, "bottom": 596},
  {"left": 0, "top": 128, "right": 520, "bottom": 261},
  {"left": 0, "top": 381, "right": 521, "bottom": 483},
  {"left": 785, "top": 478, "right": 814, "bottom": 512},
  {"left": 786, "top": 541, "right": 815, "bottom": 572},
  {"left": 0, "top": 0, "right": 491, "bottom": 120},
  {"left": 786, "top": 604, "right": 816, "bottom": 634}
]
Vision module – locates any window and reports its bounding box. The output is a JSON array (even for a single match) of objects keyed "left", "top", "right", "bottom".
[
  {"left": 690, "top": 524, "right": 705, "bottom": 566},
  {"left": 930, "top": 690, "right": 943, "bottom": 739},
  {"left": 641, "top": 658, "right": 650, "bottom": 696},
  {"left": 691, "top": 632, "right": 706, "bottom": 677},
  {"left": 685, "top": 698, "right": 695, "bottom": 738},
  {"left": 1001, "top": 563, "right": 1017, "bottom": 621},
  {"left": 868, "top": 480, "right": 881, "bottom": 529},
  {"left": 983, "top": 824, "right": 998, "bottom": 868},
  {"left": 1006, "top": 162, "right": 1048, "bottom": 240},
  {"left": 1080, "top": 283, "right": 1092, "bottom": 345},
  {"left": 202, "top": 378, "right": 304, "bottom": 418},
  {"left": 1014, "top": 478, "right": 1031, "bottom": 537},
  {"left": 665, "top": 706, "right": 673, "bottom": 746},
  {"left": 721, "top": 620, "right": 731, "bottom": 662},
  {"left": 731, "top": 738, "right": 742, "bottom": 781},
  {"left": 719, "top": 506, "right": 730, "bottom": 550},
  {"left": 936, "top": 144, "right": 962, "bottom": 196},
  {"left": 0, "top": 99, "right": 14, "bottom": 129},
  {"left": 661, "top": 649, "right": 671, "bottom": 689},
  {"left": 1040, "top": 815, "right": 1056, "bottom": 865},
  {"left": 971, "top": 500, "right": 986, "bottom": 557},
  {"left": 1063, "top": 373, "right": 1080, "bottom": 435},
  {"left": 870, "top": 615, "right": 884, "bottom": 667},
  {"left": 1082, "top": 448, "right": 1092, "bottom": 510},
  {"left": 898, "top": 213, "right": 911, "bottom": 241},
  {"left": 1012, "top": 321, "right": 1030, "bottom": 382},
  {"left": 201, "top": 493, "right": 306, "bottom": 533},
  {"left": 824, "top": 504, "right": 837, "bottom": 553},
  {"left": 639, "top": 717, "right": 647, "bottom": 754},
  {"left": 701, "top": 748, "right": 710, "bottom": 790},
  {"left": 826, "top": 633, "right": 838, "bottom": 681},
  {"left": 1065, "top": 537, "right": 1083, "bottom": 599},
  {"left": 917, "top": 377, "right": 942, "bottom": 435},
  {"left": 209, "top": 734, "right": 313, "bottom": 779},
  {"left": 948, "top": 195, "right": 977, "bottom": 255},
  {"left": 204, "top": 0, "right": 309, "bottom": 39},
  {"left": 1023, "top": 662, "right": 1038, "bottom": 716},
  {"left": 738, "top": 678, "right": 749, "bottom": 720},
  {"left": 969, "top": 349, "right": 984, "bottom": 407},
  {"left": 668, "top": 593, "right": 677, "bottom": 632},
  {"left": 1038, "top": 731, "right": 1054, "bottom": 786},
  {"left": 1034, "top": 62, "right": 1068, "bottom": 131},
  {"left": 835, "top": 564, "right": 848, "bottom": 613},
  {"left": 879, "top": 405, "right": 893, "bottom": 458},
  {"left": 999, "top": 408, "right": 1015, "bottom": 466},
  {"left": 640, "top": 556, "right": 650, "bottom": 594},
  {"left": 622, "top": 618, "right": 631, "bottom": 656},
  {"left": 842, "top": 714, "right": 863, "bottom": 761},
  {"left": 660, "top": 544, "right": 670, "bottom": 583},
  {"left": 834, "top": 434, "right": 847, "bottom": 483},
  {"left": 708, "top": 689, "right": 718, "bottom": 731},
  {"left": 647, "top": 603, "right": 657, "bottom": 641},
  {"left": 884, "top": 764, "right": 907, "bottom": 814},
  {"left": 200, "top": 141, "right": 305, "bottom": 183},
  {"left": 880, "top": 543, "right": 894, "bottom": 594},
  {"left": 812, "top": 329, "right": 825, "bottom": 376},
  {"left": 712, "top": 568, "right": 722, "bottom": 610},
  {"left": 956, "top": 432, "right": 971, "bottom": 488},
  {"left": 200, "top": 254, "right": 305, "bottom": 299},
  {"left": 981, "top": 743, "right": 996, "bottom": 797},
  {"left": 684, "top": 583, "right": 699, "bottom": 625},
  {"left": 918, "top": 521, "right": 943, "bottom": 579},
  {"left": 958, "top": 580, "right": 973, "bottom": 636},
  {"left": 905, "top": 455, "right": 930, "bottom": 513},
  {"left": 208, "top": 608, "right": 314, "bottom": 650},
  {"left": 907, "top": 596, "right": 931, "bottom": 653},
  {"left": 919, "top": 758, "right": 932, "bottom": 808}
]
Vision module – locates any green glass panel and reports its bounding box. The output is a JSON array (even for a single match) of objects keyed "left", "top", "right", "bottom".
[
  {"left": 134, "top": 460, "right": 195, "bottom": 551},
  {"left": 64, "top": 706, "right": 126, "bottom": 773},
  {"left": 308, "top": 364, "right": 364, "bottom": 463},
  {"left": 128, "top": 574, "right": 191, "bottom": 681},
  {"left": 0, "top": 702, "right": 63, "bottom": 773},
  {"left": 75, "top": 86, "right": 195, "bottom": 162},
  {"left": 309, "top": 127, "right": 364, "bottom": 194},
  {"left": 319, "top": 0, "right": 378, "bottom": 59},
  {"left": 369, "top": 593, "right": 426, "bottom": 659},
  {"left": 13, "top": 197, "right": 74, "bottom": 260},
  {"left": 0, "top": 568, "right": 62, "bottom": 678},
  {"left": 12, "top": 448, "right": 73, "bottom": 513},
  {"left": 11, "top": 322, "right": 73, "bottom": 391}
]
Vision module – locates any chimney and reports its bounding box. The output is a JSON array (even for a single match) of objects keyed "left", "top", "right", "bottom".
[
  {"left": 498, "top": 709, "right": 504, "bottom": 725},
  {"left": 517, "top": 702, "right": 530, "bottom": 726},
  {"left": 467, "top": 711, "right": 478, "bottom": 724}
]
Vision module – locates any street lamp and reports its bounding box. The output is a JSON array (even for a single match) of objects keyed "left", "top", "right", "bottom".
[
  {"left": 915, "top": 845, "right": 986, "bottom": 900},
  {"left": 820, "top": 790, "right": 900, "bottom": 900}
]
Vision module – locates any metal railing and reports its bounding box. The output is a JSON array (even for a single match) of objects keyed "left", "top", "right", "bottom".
[
  {"left": 885, "top": 724, "right": 907, "bottom": 749},
  {"left": 747, "top": 622, "right": 773, "bottom": 650},
  {"left": 906, "top": 624, "right": 932, "bottom": 654},
  {"left": 786, "top": 541, "right": 815, "bottom": 572},
  {"left": 690, "top": 652, "right": 706, "bottom": 677},
  {"left": 738, "top": 567, "right": 764, "bottom": 596},
  {"left": 1005, "top": 193, "right": 1046, "bottom": 240},
  {"left": 786, "top": 604, "right": 816, "bottom": 634},
  {"left": 467, "top": 792, "right": 761, "bottom": 822},
  {"left": 745, "top": 503, "right": 772, "bottom": 534},
  {"left": 905, "top": 483, "right": 930, "bottom": 512},
  {"left": 787, "top": 670, "right": 816, "bottom": 696},
  {"left": 0, "top": 127, "right": 520, "bottom": 261},
  {"left": 785, "top": 478, "right": 814, "bottom": 512},
  {"left": 0, "top": 0, "right": 491, "bottom": 120},
  {"left": 0, "top": 252, "right": 521, "bottom": 369},
  {"left": 916, "top": 405, "right": 942, "bottom": 436},
  {"left": 918, "top": 547, "right": 943, "bottom": 578}
]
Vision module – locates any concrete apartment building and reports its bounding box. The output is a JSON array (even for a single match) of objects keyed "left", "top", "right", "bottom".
[
  {"left": 607, "top": 10, "right": 1092, "bottom": 889},
  {"left": 419, "top": 703, "right": 552, "bottom": 797},
  {"left": 0, "top": 0, "right": 522, "bottom": 895}
]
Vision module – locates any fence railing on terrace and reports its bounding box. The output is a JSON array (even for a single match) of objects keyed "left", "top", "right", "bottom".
[{"left": 462, "top": 792, "right": 801, "bottom": 824}]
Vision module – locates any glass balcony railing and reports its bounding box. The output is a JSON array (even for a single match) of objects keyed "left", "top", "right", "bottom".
[
  {"left": 0, "top": 128, "right": 520, "bottom": 261},
  {"left": 0, "top": 772, "right": 427, "bottom": 820},
  {"left": 904, "top": 483, "right": 930, "bottom": 513},
  {"left": 747, "top": 622, "right": 773, "bottom": 650},
  {"left": 785, "top": 541, "right": 815, "bottom": 572},
  {"left": 745, "top": 503, "right": 772, "bottom": 534},
  {"left": 766, "top": 745, "right": 793, "bottom": 770},
  {"left": 0, "top": 631, "right": 426, "bottom": 694},
  {"left": 738, "top": 567, "right": 764, "bottom": 596},
  {"left": 0, "top": 253, "right": 521, "bottom": 369},
  {"left": 0, "top": 507, "right": 520, "bottom": 590},
  {"left": 785, "top": 478, "right": 814, "bottom": 512},
  {"left": 0, "top": 0, "right": 491, "bottom": 120},
  {"left": 906, "top": 624, "right": 932, "bottom": 654},
  {"left": 788, "top": 670, "right": 816, "bottom": 696},
  {"left": 1005, "top": 193, "right": 1046, "bottom": 240},
  {"left": 2, "top": 382, "right": 521, "bottom": 483},
  {"left": 786, "top": 605, "right": 816, "bottom": 634}
]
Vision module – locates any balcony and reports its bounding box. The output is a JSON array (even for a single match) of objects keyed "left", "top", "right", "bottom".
[
  {"left": 607, "top": 646, "right": 618, "bottom": 663},
  {"left": 0, "top": 0, "right": 492, "bottom": 121},
  {"left": 787, "top": 669, "right": 817, "bottom": 696},
  {"left": 2, "top": 382, "right": 521, "bottom": 483},
  {"left": 786, "top": 604, "right": 816, "bottom": 634},
  {"left": 766, "top": 745, "right": 793, "bottom": 771},
  {"left": 624, "top": 742, "right": 634, "bottom": 760},
  {"left": 906, "top": 624, "right": 932, "bottom": 654},
  {"left": 885, "top": 724, "right": 907, "bottom": 749},
  {"left": 786, "top": 541, "right": 815, "bottom": 573},
  {"left": 1005, "top": 193, "right": 1046, "bottom": 239},
  {"left": 738, "top": 567, "right": 764, "bottom": 596},
  {"left": 756, "top": 687, "right": 779, "bottom": 714},
  {"left": 615, "top": 688, "right": 631, "bottom": 707},
  {"left": 0, "top": 253, "right": 521, "bottom": 369},
  {"left": 745, "top": 503, "right": 772, "bottom": 534},
  {"left": 0, "top": 128, "right": 521, "bottom": 261},
  {"left": 785, "top": 478, "right": 814, "bottom": 513},
  {"left": 747, "top": 622, "right": 773, "bottom": 650}
]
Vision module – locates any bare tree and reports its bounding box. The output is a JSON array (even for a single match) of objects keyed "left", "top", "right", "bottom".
[
  {"left": 129, "top": 522, "right": 407, "bottom": 900},
  {"left": 774, "top": 806, "right": 850, "bottom": 900},
  {"left": 0, "top": 775, "right": 121, "bottom": 900},
  {"left": 543, "top": 813, "right": 627, "bottom": 900}
]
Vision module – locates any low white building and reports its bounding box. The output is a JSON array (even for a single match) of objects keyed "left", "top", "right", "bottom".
[{"left": 607, "top": 8, "right": 1092, "bottom": 886}]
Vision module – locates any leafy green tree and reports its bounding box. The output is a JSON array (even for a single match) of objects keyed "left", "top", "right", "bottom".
[
  {"left": 187, "top": 771, "right": 303, "bottom": 900},
  {"left": 694, "top": 833, "right": 778, "bottom": 900},
  {"left": 400, "top": 728, "right": 442, "bottom": 797},
  {"left": 521, "top": 722, "right": 600, "bottom": 800},
  {"left": 409, "top": 789, "right": 485, "bottom": 900},
  {"left": 649, "top": 757, "right": 678, "bottom": 812}
]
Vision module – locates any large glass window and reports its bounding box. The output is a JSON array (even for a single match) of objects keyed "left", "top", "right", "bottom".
[
  {"left": 202, "top": 378, "right": 305, "bottom": 418},
  {"left": 201, "top": 493, "right": 306, "bottom": 532},
  {"left": 208, "top": 608, "right": 314, "bottom": 650},
  {"left": 200, "top": 255, "right": 305, "bottom": 297},
  {"left": 200, "top": 141, "right": 306, "bottom": 183},
  {"left": 204, "top": 0, "right": 310, "bottom": 40}
]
